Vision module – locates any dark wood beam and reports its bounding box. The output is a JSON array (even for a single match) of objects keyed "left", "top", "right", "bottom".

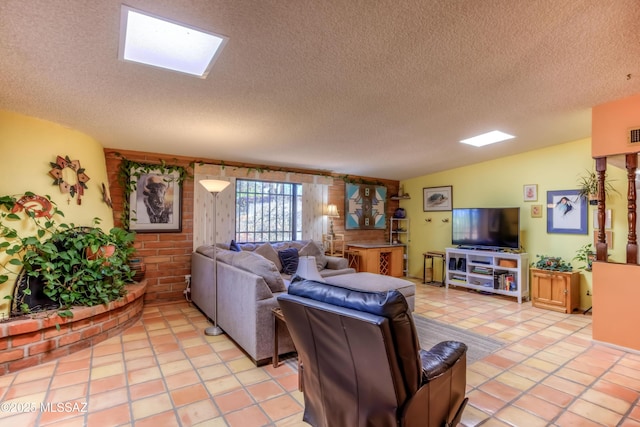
[{"left": 626, "top": 153, "right": 638, "bottom": 264}]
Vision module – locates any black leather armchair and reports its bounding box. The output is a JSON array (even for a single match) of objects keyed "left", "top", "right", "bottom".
[{"left": 278, "top": 279, "right": 468, "bottom": 427}]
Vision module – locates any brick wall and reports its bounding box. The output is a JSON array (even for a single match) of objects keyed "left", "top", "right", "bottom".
[
  {"left": 104, "top": 149, "right": 399, "bottom": 303},
  {"left": 104, "top": 151, "right": 195, "bottom": 304},
  {"left": 0, "top": 282, "right": 145, "bottom": 375}
]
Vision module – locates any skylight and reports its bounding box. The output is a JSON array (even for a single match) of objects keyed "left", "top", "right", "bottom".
[
  {"left": 119, "top": 6, "right": 227, "bottom": 78},
  {"left": 460, "top": 130, "right": 515, "bottom": 147}
]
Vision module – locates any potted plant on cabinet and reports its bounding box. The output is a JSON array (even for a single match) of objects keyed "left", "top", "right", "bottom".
[
  {"left": 0, "top": 192, "right": 136, "bottom": 317},
  {"left": 531, "top": 254, "right": 581, "bottom": 313},
  {"left": 573, "top": 243, "right": 596, "bottom": 271},
  {"left": 532, "top": 254, "right": 573, "bottom": 272}
]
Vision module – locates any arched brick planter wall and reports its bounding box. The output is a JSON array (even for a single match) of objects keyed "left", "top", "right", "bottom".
[{"left": 0, "top": 281, "right": 146, "bottom": 376}]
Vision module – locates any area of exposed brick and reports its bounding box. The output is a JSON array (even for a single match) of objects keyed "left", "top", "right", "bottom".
[
  {"left": 104, "top": 150, "right": 400, "bottom": 304},
  {"left": 0, "top": 281, "right": 146, "bottom": 375}
]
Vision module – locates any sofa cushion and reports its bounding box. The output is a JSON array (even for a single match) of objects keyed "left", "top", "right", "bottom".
[
  {"left": 196, "top": 245, "right": 232, "bottom": 261},
  {"left": 231, "top": 251, "right": 286, "bottom": 293},
  {"left": 299, "top": 241, "right": 328, "bottom": 270},
  {"left": 229, "top": 239, "right": 241, "bottom": 252},
  {"left": 278, "top": 247, "right": 299, "bottom": 275},
  {"left": 238, "top": 243, "right": 257, "bottom": 251},
  {"left": 255, "top": 242, "right": 283, "bottom": 272}
]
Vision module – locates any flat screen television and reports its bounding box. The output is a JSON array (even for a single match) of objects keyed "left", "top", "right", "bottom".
[{"left": 451, "top": 207, "right": 520, "bottom": 250}]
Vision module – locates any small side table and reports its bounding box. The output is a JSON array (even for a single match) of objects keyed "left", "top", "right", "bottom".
[
  {"left": 323, "top": 233, "right": 345, "bottom": 257},
  {"left": 346, "top": 250, "right": 361, "bottom": 271},
  {"left": 272, "top": 307, "right": 303, "bottom": 391},
  {"left": 423, "top": 251, "right": 445, "bottom": 286},
  {"left": 272, "top": 307, "right": 286, "bottom": 368}
]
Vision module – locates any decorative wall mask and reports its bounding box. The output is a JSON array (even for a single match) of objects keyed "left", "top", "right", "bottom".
[
  {"left": 49, "top": 155, "right": 90, "bottom": 205},
  {"left": 10, "top": 194, "right": 53, "bottom": 218}
]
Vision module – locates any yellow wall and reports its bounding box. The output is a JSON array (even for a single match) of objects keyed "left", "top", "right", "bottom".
[
  {"left": 0, "top": 110, "right": 114, "bottom": 319},
  {"left": 400, "top": 138, "right": 628, "bottom": 310}
]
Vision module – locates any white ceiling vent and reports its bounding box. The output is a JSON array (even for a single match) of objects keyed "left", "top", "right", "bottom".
[{"left": 629, "top": 127, "right": 640, "bottom": 144}]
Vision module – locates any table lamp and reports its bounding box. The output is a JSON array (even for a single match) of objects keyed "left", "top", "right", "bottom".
[{"left": 327, "top": 204, "right": 339, "bottom": 238}]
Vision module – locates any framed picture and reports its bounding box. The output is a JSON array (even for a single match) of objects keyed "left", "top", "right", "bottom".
[
  {"left": 523, "top": 184, "right": 537, "bottom": 202},
  {"left": 345, "top": 183, "right": 387, "bottom": 230},
  {"left": 546, "top": 190, "right": 587, "bottom": 234},
  {"left": 128, "top": 166, "right": 182, "bottom": 232},
  {"left": 592, "top": 209, "right": 612, "bottom": 229},
  {"left": 423, "top": 186, "right": 452, "bottom": 212},
  {"left": 531, "top": 204, "right": 542, "bottom": 218}
]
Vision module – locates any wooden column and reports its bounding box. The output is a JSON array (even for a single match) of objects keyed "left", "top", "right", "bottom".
[
  {"left": 595, "top": 157, "right": 608, "bottom": 262},
  {"left": 626, "top": 153, "right": 638, "bottom": 264}
]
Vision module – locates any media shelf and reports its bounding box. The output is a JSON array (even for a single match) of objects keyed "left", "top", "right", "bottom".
[
  {"left": 390, "top": 218, "right": 409, "bottom": 276},
  {"left": 445, "top": 248, "right": 529, "bottom": 303}
]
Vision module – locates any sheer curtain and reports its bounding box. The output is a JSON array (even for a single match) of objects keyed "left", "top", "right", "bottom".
[{"left": 193, "top": 164, "right": 332, "bottom": 251}]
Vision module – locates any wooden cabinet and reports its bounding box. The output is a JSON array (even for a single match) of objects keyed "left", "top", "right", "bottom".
[
  {"left": 531, "top": 269, "right": 580, "bottom": 313},
  {"left": 346, "top": 244, "right": 404, "bottom": 277}
]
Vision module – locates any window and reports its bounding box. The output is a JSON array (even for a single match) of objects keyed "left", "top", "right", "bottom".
[{"left": 235, "top": 179, "right": 302, "bottom": 243}]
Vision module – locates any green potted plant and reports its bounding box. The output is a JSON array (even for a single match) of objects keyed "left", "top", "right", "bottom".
[
  {"left": 0, "top": 192, "right": 136, "bottom": 317},
  {"left": 573, "top": 243, "right": 596, "bottom": 271},
  {"left": 532, "top": 254, "right": 573, "bottom": 272},
  {"left": 577, "top": 169, "right": 620, "bottom": 205}
]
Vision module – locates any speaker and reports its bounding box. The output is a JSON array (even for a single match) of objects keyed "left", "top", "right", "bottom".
[
  {"left": 457, "top": 258, "right": 466, "bottom": 271},
  {"left": 448, "top": 257, "right": 457, "bottom": 271}
]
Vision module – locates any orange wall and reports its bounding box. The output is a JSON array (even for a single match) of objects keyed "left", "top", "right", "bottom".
[
  {"left": 592, "top": 261, "right": 640, "bottom": 349},
  {"left": 592, "top": 93, "right": 640, "bottom": 157},
  {"left": 590, "top": 93, "right": 640, "bottom": 351}
]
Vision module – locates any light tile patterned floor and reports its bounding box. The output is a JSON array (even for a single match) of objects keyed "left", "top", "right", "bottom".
[{"left": 0, "top": 280, "right": 639, "bottom": 426}]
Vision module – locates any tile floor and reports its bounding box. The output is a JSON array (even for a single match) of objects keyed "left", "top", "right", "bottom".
[{"left": 0, "top": 280, "right": 639, "bottom": 426}]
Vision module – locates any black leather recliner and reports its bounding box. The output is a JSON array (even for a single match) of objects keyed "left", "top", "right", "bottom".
[{"left": 277, "top": 279, "right": 468, "bottom": 427}]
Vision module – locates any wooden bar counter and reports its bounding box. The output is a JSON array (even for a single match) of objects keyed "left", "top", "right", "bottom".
[{"left": 345, "top": 243, "right": 405, "bottom": 277}]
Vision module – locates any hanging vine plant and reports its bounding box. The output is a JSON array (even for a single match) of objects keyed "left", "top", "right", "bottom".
[{"left": 116, "top": 157, "right": 189, "bottom": 230}]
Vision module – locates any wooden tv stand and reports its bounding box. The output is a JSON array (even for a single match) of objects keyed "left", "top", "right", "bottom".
[{"left": 445, "top": 247, "right": 529, "bottom": 303}]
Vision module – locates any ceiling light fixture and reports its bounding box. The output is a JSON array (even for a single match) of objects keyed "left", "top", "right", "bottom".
[
  {"left": 119, "top": 6, "right": 228, "bottom": 78},
  {"left": 460, "top": 130, "right": 515, "bottom": 147}
]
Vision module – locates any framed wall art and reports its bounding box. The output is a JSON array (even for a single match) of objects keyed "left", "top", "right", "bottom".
[
  {"left": 423, "top": 186, "right": 452, "bottom": 212},
  {"left": 531, "top": 204, "right": 542, "bottom": 218},
  {"left": 523, "top": 184, "right": 537, "bottom": 202},
  {"left": 129, "top": 166, "right": 182, "bottom": 232},
  {"left": 546, "top": 190, "right": 587, "bottom": 234},
  {"left": 345, "top": 183, "right": 387, "bottom": 230},
  {"left": 592, "top": 208, "right": 612, "bottom": 229}
]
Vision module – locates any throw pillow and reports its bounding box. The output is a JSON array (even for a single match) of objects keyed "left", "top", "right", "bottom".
[
  {"left": 229, "top": 240, "right": 241, "bottom": 252},
  {"left": 278, "top": 247, "right": 299, "bottom": 275},
  {"left": 255, "top": 243, "right": 283, "bottom": 271},
  {"left": 299, "top": 241, "right": 328, "bottom": 270},
  {"left": 230, "top": 251, "right": 286, "bottom": 293}
]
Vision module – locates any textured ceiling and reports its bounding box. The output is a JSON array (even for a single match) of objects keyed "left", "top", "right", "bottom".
[{"left": 1, "top": 0, "right": 640, "bottom": 180}]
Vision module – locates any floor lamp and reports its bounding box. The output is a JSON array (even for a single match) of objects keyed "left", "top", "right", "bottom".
[{"left": 200, "top": 179, "right": 230, "bottom": 336}]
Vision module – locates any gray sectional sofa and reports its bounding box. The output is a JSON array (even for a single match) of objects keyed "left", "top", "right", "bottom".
[{"left": 190, "top": 240, "right": 355, "bottom": 365}]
